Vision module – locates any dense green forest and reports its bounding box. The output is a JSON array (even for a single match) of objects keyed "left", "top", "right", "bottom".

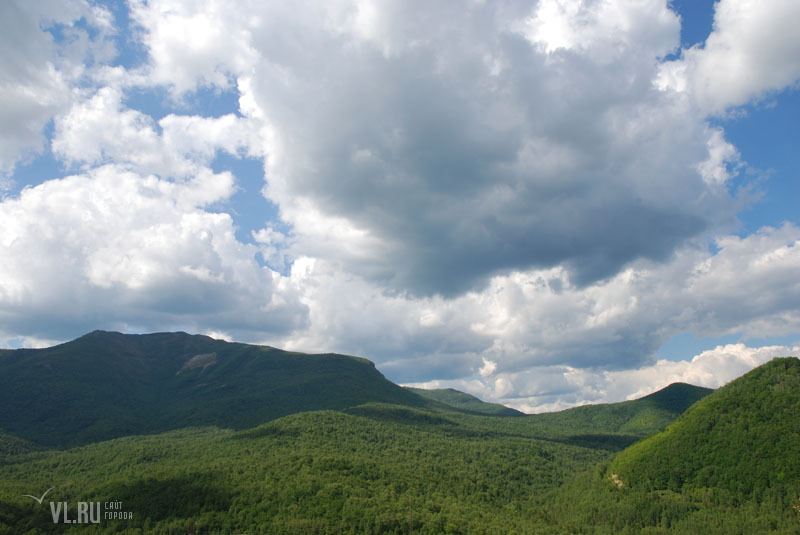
[
  {"left": 610, "top": 357, "right": 800, "bottom": 503},
  {"left": 1, "top": 333, "right": 798, "bottom": 533}
]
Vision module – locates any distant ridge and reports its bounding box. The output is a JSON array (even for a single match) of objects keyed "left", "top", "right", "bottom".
[
  {"left": 610, "top": 357, "right": 800, "bottom": 499},
  {"left": 404, "top": 387, "right": 524, "bottom": 416},
  {"left": 530, "top": 382, "right": 714, "bottom": 437},
  {"left": 0, "top": 330, "right": 426, "bottom": 447}
]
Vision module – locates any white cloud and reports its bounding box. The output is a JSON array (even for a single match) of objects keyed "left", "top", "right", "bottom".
[
  {"left": 52, "top": 86, "right": 263, "bottom": 179},
  {"left": 695, "top": 128, "right": 741, "bottom": 186},
  {"left": 0, "top": 2, "right": 70, "bottom": 174},
  {"left": 479, "top": 358, "right": 497, "bottom": 378},
  {"left": 0, "top": 0, "right": 116, "bottom": 175},
  {"left": 659, "top": 0, "right": 800, "bottom": 114},
  {"left": 0, "top": 165, "right": 306, "bottom": 343},
  {"left": 2, "top": 0, "right": 799, "bottom": 416},
  {"left": 610, "top": 343, "right": 800, "bottom": 400},
  {"left": 523, "top": 0, "right": 679, "bottom": 60},
  {"left": 285, "top": 224, "right": 800, "bottom": 409},
  {"left": 409, "top": 343, "right": 800, "bottom": 414},
  {"left": 129, "top": 0, "right": 259, "bottom": 95},
  {"left": 204, "top": 0, "right": 733, "bottom": 295},
  {"left": 686, "top": 224, "right": 800, "bottom": 337}
]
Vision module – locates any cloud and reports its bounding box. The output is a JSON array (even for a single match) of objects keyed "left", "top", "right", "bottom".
[
  {"left": 2, "top": 0, "right": 799, "bottom": 414},
  {"left": 130, "top": 0, "right": 738, "bottom": 297},
  {"left": 685, "top": 223, "right": 800, "bottom": 337},
  {"left": 0, "top": 165, "right": 307, "bottom": 343},
  {"left": 52, "top": 86, "right": 263, "bottom": 178},
  {"left": 278, "top": 256, "right": 490, "bottom": 378},
  {"left": 658, "top": 0, "right": 800, "bottom": 114},
  {"left": 128, "top": 0, "right": 258, "bottom": 95},
  {"left": 280, "top": 224, "right": 800, "bottom": 398},
  {"left": 0, "top": 0, "right": 115, "bottom": 175},
  {"left": 608, "top": 343, "right": 800, "bottom": 400},
  {"left": 408, "top": 343, "right": 800, "bottom": 413},
  {"left": 523, "top": 0, "right": 678, "bottom": 58}
]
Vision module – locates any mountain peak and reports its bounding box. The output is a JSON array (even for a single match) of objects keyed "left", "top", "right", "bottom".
[
  {"left": 0, "top": 331, "right": 423, "bottom": 447},
  {"left": 610, "top": 356, "right": 800, "bottom": 497}
]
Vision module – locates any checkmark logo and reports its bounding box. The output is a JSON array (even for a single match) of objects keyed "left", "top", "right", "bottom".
[{"left": 22, "top": 487, "right": 53, "bottom": 505}]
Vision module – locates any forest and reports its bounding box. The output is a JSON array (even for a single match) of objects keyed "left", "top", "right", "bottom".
[{"left": 1, "top": 333, "right": 799, "bottom": 533}]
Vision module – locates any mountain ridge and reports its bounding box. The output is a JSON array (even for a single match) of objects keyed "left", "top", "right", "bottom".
[
  {"left": 404, "top": 387, "right": 524, "bottom": 416},
  {"left": 0, "top": 330, "right": 424, "bottom": 447},
  {"left": 529, "top": 381, "right": 714, "bottom": 437},
  {"left": 0, "top": 330, "right": 716, "bottom": 451}
]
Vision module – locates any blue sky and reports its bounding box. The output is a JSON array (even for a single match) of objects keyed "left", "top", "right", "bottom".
[
  {"left": 1, "top": 0, "right": 798, "bottom": 411},
  {"left": 655, "top": 0, "right": 800, "bottom": 360}
]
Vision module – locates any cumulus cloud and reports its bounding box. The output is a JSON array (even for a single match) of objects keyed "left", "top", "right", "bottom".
[
  {"left": 52, "top": 86, "right": 263, "bottom": 178},
  {"left": 0, "top": 2, "right": 69, "bottom": 174},
  {"left": 658, "top": 0, "right": 800, "bottom": 114},
  {"left": 102, "top": 1, "right": 800, "bottom": 405},
  {"left": 2, "top": 0, "right": 799, "bottom": 414},
  {"left": 277, "top": 256, "right": 489, "bottom": 381},
  {"left": 685, "top": 224, "right": 800, "bottom": 337},
  {"left": 0, "top": 165, "right": 307, "bottom": 343},
  {"left": 409, "top": 343, "right": 800, "bottom": 413},
  {"left": 128, "top": 0, "right": 258, "bottom": 95},
  {"left": 608, "top": 343, "right": 800, "bottom": 400},
  {"left": 523, "top": 0, "right": 678, "bottom": 58},
  {"left": 129, "top": 0, "right": 739, "bottom": 297},
  {"left": 291, "top": 224, "right": 800, "bottom": 408},
  {"left": 0, "top": 0, "right": 117, "bottom": 175}
]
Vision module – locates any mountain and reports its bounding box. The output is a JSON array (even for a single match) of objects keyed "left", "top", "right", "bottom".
[
  {"left": 0, "top": 430, "right": 38, "bottom": 456},
  {"left": 609, "top": 357, "right": 800, "bottom": 500},
  {"left": 530, "top": 382, "right": 714, "bottom": 437},
  {"left": 404, "top": 387, "right": 524, "bottom": 416},
  {"left": 4, "top": 329, "right": 778, "bottom": 534},
  {"left": 0, "top": 330, "right": 426, "bottom": 447}
]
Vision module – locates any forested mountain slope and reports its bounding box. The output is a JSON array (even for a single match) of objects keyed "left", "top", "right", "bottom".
[
  {"left": 610, "top": 357, "right": 800, "bottom": 500},
  {"left": 0, "top": 331, "right": 426, "bottom": 447}
]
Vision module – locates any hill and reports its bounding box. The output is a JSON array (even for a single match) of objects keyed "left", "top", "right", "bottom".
[
  {"left": 3, "top": 329, "right": 777, "bottom": 534},
  {"left": 609, "top": 357, "right": 800, "bottom": 501},
  {"left": 0, "top": 430, "right": 38, "bottom": 456},
  {"left": 0, "top": 330, "right": 426, "bottom": 447},
  {"left": 0, "top": 408, "right": 613, "bottom": 534},
  {"left": 404, "top": 387, "right": 524, "bottom": 416},
  {"left": 530, "top": 382, "right": 713, "bottom": 437}
]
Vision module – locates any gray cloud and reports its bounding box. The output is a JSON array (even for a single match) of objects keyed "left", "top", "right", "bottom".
[
  {"left": 3, "top": 0, "right": 799, "bottom": 413},
  {"left": 218, "top": 0, "right": 737, "bottom": 296}
]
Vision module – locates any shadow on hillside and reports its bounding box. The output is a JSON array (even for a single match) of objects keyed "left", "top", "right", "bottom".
[
  {"left": 550, "top": 433, "right": 641, "bottom": 452},
  {"left": 98, "top": 473, "right": 234, "bottom": 522}
]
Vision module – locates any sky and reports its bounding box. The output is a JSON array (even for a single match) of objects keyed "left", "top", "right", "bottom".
[{"left": 1, "top": 0, "right": 799, "bottom": 412}]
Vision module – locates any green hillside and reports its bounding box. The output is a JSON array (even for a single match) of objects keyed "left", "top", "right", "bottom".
[
  {"left": 0, "top": 407, "right": 611, "bottom": 534},
  {"left": 533, "top": 358, "right": 800, "bottom": 534},
  {"left": 0, "top": 331, "right": 426, "bottom": 447},
  {"left": 3, "top": 378, "right": 793, "bottom": 535},
  {"left": 528, "top": 382, "right": 713, "bottom": 440},
  {"left": 609, "top": 357, "right": 800, "bottom": 500},
  {"left": 405, "top": 387, "right": 523, "bottom": 416},
  {"left": 0, "top": 430, "right": 38, "bottom": 456},
  {"left": 4, "top": 331, "right": 794, "bottom": 533}
]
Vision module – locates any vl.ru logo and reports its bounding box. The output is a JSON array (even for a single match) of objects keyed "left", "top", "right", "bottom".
[
  {"left": 49, "top": 500, "right": 102, "bottom": 524},
  {"left": 23, "top": 487, "right": 132, "bottom": 524}
]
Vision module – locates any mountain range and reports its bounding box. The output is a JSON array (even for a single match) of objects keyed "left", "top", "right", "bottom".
[
  {"left": 0, "top": 331, "right": 797, "bottom": 534},
  {"left": 0, "top": 330, "right": 424, "bottom": 447}
]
